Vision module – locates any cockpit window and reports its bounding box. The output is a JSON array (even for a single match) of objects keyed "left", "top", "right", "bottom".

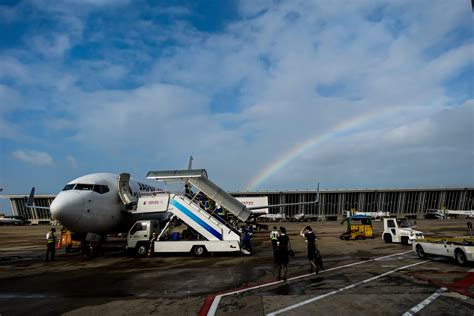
[
  {"left": 75, "top": 183, "right": 94, "bottom": 191},
  {"left": 62, "top": 184, "right": 75, "bottom": 191},
  {"left": 93, "top": 185, "right": 110, "bottom": 194}
]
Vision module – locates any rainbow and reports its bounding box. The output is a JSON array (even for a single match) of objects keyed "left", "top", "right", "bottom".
[{"left": 246, "top": 107, "right": 398, "bottom": 191}]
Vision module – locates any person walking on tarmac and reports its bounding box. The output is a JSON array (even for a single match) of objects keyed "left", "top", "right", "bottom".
[
  {"left": 300, "top": 226, "right": 321, "bottom": 273},
  {"left": 45, "top": 227, "right": 57, "bottom": 262},
  {"left": 270, "top": 226, "right": 279, "bottom": 263},
  {"left": 276, "top": 226, "right": 290, "bottom": 281},
  {"left": 242, "top": 222, "right": 254, "bottom": 253}
]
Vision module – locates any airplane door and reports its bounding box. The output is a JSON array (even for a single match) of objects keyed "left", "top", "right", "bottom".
[{"left": 118, "top": 173, "right": 138, "bottom": 209}]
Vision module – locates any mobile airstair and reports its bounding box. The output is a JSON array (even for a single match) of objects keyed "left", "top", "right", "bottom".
[{"left": 126, "top": 169, "right": 252, "bottom": 255}]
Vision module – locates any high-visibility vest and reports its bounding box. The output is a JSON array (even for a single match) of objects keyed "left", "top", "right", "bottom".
[
  {"left": 46, "top": 232, "right": 56, "bottom": 243},
  {"left": 270, "top": 230, "right": 279, "bottom": 240}
]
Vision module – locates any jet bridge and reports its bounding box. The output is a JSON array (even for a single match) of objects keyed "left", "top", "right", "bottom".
[{"left": 147, "top": 169, "right": 252, "bottom": 222}]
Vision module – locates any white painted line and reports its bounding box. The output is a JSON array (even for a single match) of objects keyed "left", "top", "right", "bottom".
[
  {"left": 266, "top": 261, "right": 428, "bottom": 316},
  {"left": 207, "top": 250, "right": 414, "bottom": 316},
  {"left": 402, "top": 287, "right": 447, "bottom": 316}
]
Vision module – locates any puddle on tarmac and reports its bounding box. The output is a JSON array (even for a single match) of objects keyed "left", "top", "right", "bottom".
[{"left": 255, "top": 277, "right": 325, "bottom": 296}]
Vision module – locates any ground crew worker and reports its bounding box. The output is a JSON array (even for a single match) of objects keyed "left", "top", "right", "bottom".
[
  {"left": 184, "top": 183, "right": 194, "bottom": 199},
  {"left": 45, "top": 227, "right": 56, "bottom": 262},
  {"left": 270, "top": 226, "right": 279, "bottom": 263},
  {"left": 215, "top": 204, "right": 227, "bottom": 222}
]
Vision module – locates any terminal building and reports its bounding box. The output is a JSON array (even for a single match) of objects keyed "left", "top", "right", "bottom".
[
  {"left": 4, "top": 187, "right": 473, "bottom": 224},
  {"left": 230, "top": 187, "right": 474, "bottom": 220}
]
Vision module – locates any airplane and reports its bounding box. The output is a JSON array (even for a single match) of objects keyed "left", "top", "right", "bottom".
[
  {"left": 0, "top": 216, "right": 24, "bottom": 226},
  {"left": 24, "top": 157, "right": 192, "bottom": 242}
]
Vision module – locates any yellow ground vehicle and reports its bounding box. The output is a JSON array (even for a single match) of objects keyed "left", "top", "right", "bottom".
[{"left": 340, "top": 215, "right": 374, "bottom": 240}]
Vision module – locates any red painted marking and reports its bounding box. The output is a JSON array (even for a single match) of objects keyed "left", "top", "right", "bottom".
[
  {"left": 198, "top": 295, "right": 216, "bottom": 316},
  {"left": 409, "top": 272, "right": 474, "bottom": 298},
  {"left": 198, "top": 277, "right": 283, "bottom": 315},
  {"left": 451, "top": 272, "right": 474, "bottom": 292}
]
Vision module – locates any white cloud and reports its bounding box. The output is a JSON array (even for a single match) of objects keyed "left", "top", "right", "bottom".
[
  {"left": 0, "top": 1, "right": 472, "bottom": 192},
  {"left": 0, "top": 118, "right": 34, "bottom": 142},
  {"left": 66, "top": 155, "right": 78, "bottom": 169},
  {"left": 13, "top": 150, "right": 53, "bottom": 166},
  {"left": 30, "top": 33, "right": 72, "bottom": 59},
  {"left": 0, "top": 85, "right": 21, "bottom": 113}
]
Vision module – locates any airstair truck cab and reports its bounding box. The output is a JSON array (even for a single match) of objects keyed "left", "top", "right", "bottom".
[
  {"left": 126, "top": 220, "right": 161, "bottom": 256},
  {"left": 382, "top": 217, "right": 424, "bottom": 245}
]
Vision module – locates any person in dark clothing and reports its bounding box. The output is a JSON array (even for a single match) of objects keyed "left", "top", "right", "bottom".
[
  {"left": 242, "top": 223, "right": 254, "bottom": 253},
  {"left": 184, "top": 183, "right": 194, "bottom": 199},
  {"left": 300, "top": 226, "right": 319, "bottom": 273},
  {"left": 276, "top": 226, "right": 290, "bottom": 281}
]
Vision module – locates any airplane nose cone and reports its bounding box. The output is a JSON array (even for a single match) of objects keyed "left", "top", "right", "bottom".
[{"left": 50, "top": 191, "right": 84, "bottom": 230}]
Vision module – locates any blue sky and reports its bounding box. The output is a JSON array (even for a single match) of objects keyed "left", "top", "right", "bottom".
[{"left": 0, "top": 0, "right": 473, "bottom": 213}]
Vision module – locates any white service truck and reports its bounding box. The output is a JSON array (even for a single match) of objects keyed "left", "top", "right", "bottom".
[
  {"left": 382, "top": 217, "right": 424, "bottom": 245},
  {"left": 413, "top": 237, "right": 474, "bottom": 265},
  {"left": 126, "top": 219, "right": 244, "bottom": 257},
  {"left": 125, "top": 192, "right": 248, "bottom": 257}
]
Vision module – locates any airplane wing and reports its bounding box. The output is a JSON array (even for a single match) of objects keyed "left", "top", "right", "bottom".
[{"left": 247, "top": 183, "right": 320, "bottom": 211}]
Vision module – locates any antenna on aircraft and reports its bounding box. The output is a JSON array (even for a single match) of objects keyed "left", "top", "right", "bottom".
[{"left": 188, "top": 156, "right": 193, "bottom": 170}]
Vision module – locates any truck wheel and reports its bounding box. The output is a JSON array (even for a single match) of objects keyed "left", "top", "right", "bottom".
[
  {"left": 416, "top": 245, "right": 427, "bottom": 259},
  {"left": 192, "top": 245, "right": 206, "bottom": 257},
  {"left": 383, "top": 234, "right": 392, "bottom": 243},
  {"left": 401, "top": 237, "right": 409, "bottom": 245},
  {"left": 136, "top": 243, "right": 148, "bottom": 257},
  {"left": 65, "top": 244, "right": 72, "bottom": 253},
  {"left": 455, "top": 249, "right": 467, "bottom": 266}
]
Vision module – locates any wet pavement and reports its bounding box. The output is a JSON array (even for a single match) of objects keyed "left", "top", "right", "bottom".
[{"left": 0, "top": 219, "right": 473, "bottom": 315}]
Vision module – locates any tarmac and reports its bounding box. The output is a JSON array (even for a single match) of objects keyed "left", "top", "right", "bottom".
[{"left": 0, "top": 219, "right": 473, "bottom": 315}]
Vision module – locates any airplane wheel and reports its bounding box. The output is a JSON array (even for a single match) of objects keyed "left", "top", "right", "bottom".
[
  {"left": 416, "top": 245, "right": 427, "bottom": 259},
  {"left": 192, "top": 245, "right": 206, "bottom": 257},
  {"left": 383, "top": 234, "right": 392, "bottom": 243},
  {"left": 136, "top": 243, "right": 148, "bottom": 257},
  {"left": 455, "top": 250, "right": 467, "bottom": 266}
]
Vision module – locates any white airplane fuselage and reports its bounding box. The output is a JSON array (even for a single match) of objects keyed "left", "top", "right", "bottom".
[{"left": 50, "top": 173, "right": 169, "bottom": 234}]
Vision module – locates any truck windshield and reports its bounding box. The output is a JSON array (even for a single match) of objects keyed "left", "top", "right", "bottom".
[
  {"left": 397, "top": 220, "right": 411, "bottom": 228},
  {"left": 130, "top": 222, "right": 147, "bottom": 235}
]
